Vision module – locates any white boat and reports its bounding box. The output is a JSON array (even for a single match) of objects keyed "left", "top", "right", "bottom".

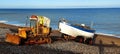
[{"left": 58, "top": 20, "right": 95, "bottom": 38}]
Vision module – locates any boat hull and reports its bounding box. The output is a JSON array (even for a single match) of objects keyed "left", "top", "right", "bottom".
[{"left": 59, "top": 22, "right": 95, "bottom": 38}]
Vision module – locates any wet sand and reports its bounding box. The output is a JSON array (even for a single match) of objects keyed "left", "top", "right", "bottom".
[
  {"left": 0, "top": 23, "right": 120, "bottom": 54},
  {"left": 95, "top": 34, "right": 120, "bottom": 46}
]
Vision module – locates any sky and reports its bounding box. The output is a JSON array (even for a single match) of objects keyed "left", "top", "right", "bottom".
[{"left": 0, "top": 0, "right": 120, "bottom": 8}]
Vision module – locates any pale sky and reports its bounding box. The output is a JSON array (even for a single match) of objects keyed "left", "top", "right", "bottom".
[{"left": 0, "top": 0, "right": 120, "bottom": 8}]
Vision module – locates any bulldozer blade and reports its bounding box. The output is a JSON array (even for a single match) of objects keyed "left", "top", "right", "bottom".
[{"left": 5, "top": 33, "right": 21, "bottom": 45}]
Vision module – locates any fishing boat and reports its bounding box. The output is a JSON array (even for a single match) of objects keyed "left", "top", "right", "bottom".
[{"left": 58, "top": 19, "right": 95, "bottom": 38}]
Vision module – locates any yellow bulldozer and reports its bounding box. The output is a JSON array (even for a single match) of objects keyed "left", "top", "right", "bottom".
[{"left": 5, "top": 15, "right": 52, "bottom": 45}]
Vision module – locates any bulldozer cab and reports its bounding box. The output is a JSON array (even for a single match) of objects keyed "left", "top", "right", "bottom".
[
  {"left": 30, "top": 20, "right": 37, "bottom": 28},
  {"left": 30, "top": 15, "right": 38, "bottom": 28},
  {"left": 30, "top": 15, "right": 50, "bottom": 36},
  {"left": 29, "top": 15, "right": 38, "bottom": 36},
  {"left": 30, "top": 20, "right": 37, "bottom": 35}
]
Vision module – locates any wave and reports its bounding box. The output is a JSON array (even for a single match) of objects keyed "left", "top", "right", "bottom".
[
  {"left": 5, "top": 23, "right": 25, "bottom": 26},
  {"left": 5, "top": 22, "right": 25, "bottom": 26},
  {"left": 95, "top": 32, "right": 120, "bottom": 38},
  {"left": 12, "top": 24, "right": 25, "bottom": 26},
  {"left": 96, "top": 32, "right": 115, "bottom": 36},
  {"left": 0, "top": 20, "right": 8, "bottom": 23}
]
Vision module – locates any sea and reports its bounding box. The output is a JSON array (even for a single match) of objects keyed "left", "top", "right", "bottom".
[{"left": 0, "top": 8, "right": 120, "bottom": 37}]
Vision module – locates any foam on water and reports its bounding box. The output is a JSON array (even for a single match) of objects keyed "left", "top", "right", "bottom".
[
  {"left": 96, "top": 32, "right": 120, "bottom": 38},
  {"left": 12, "top": 24, "right": 25, "bottom": 26},
  {"left": 0, "top": 20, "right": 8, "bottom": 23},
  {"left": 96, "top": 32, "right": 115, "bottom": 36}
]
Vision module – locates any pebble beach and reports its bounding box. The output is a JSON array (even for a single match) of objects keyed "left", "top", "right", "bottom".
[{"left": 0, "top": 23, "right": 120, "bottom": 54}]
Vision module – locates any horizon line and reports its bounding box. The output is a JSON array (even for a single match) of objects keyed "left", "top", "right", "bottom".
[{"left": 0, "top": 7, "right": 120, "bottom": 9}]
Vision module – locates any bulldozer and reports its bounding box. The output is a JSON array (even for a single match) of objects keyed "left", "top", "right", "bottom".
[{"left": 5, "top": 15, "right": 52, "bottom": 45}]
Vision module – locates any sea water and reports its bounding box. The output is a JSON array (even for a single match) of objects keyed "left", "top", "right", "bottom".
[{"left": 0, "top": 8, "right": 120, "bottom": 37}]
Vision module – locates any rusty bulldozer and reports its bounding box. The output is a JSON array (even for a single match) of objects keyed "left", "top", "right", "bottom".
[{"left": 5, "top": 15, "right": 52, "bottom": 45}]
